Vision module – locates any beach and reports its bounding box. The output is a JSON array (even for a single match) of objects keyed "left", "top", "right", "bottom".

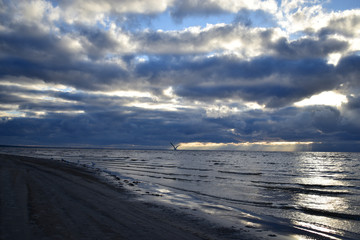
[{"left": 0, "top": 154, "right": 255, "bottom": 240}]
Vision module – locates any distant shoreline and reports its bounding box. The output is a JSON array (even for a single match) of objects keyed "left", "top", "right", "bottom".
[{"left": 0, "top": 153, "right": 256, "bottom": 240}]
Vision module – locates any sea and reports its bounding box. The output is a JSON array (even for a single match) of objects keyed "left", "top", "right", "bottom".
[{"left": 1, "top": 147, "right": 359, "bottom": 239}]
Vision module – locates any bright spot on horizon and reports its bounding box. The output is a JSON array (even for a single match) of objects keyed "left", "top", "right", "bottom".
[
  {"left": 180, "top": 141, "right": 314, "bottom": 151},
  {"left": 294, "top": 91, "right": 348, "bottom": 107}
]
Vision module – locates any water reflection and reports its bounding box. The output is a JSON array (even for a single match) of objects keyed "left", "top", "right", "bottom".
[{"left": 291, "top": 153, "right": 351, "bottom": 239}]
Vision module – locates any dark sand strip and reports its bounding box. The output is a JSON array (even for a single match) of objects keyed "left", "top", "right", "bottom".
[{"left": 0, "top": 154, "right": 254, "bottom": 240}]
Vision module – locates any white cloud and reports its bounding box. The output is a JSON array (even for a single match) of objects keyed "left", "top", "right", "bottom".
[
  {"left": 48, "top": 0, "right": 280, "bottom": 26},
  {"left": 294, "top": 91, "right": 348, "bottom": 107},
  {"left": 8, "top": 0, "right": 60, "bottom": 32},
  {"left": 59, "top": 0, "right": 175, "bottom": 24},
  {"left": 277, "top": 1, "right": 360, "bottom": 38},
  {"left": 327, "top": 53, "right": 341, "bottom": 66},
  {"left": 274, "top": 1, "right": 360, "bottom": 62},
  {"left": 277, "top": 1, "right": 328, "bottom": 34},
  {"left": 134, "top": 24, "right": 285, "bottom": 58},
  {"left": 205, "top": 104, "right": 240, "bottom": 118}
]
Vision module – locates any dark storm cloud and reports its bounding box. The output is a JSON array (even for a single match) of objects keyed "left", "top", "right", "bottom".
[
  {"left": 135, "top": 55, "right": 340, "bottom": 107},
  {"left": 0, "top": 57, "right": 129, "bottom": 91},
  {"left": 137, "top": 52, "right": 360, "bottom": 108},
  {"left": 345, "top": 96, "right": 360, "bottom": 110},
  {"left": 1, "top": 2, "right": 351, "bottom": 97},
  {"left": 0, "top": 107, "right": 226, "bottom": 147},
  {"left": 336, "top": 54, "right": 360, "bottom": 88},
  {"left": 317, "top": 13, "right": 360, "bottom": 38},
  {"left": 132, "top": 23, "right": 286, "bottom": 55},
  {"left": 73, "top": 24, "right": 120, "bottom": 60},
  {"left": 0, "top": 19, "right": 130, "bottom": 91},
  {"left": 130, "top": 32, "right": 354, "bottom": 107},
  {"left": 207, "top": 105, "right": 359, "bottom": 144},
  {"left": 339, "top": 96, "right": 360, "bottom": 137},
  {"left": 3, "top": 103, "right": 358, "bottom": 150},
  {"left": 0, "top": 91, "right": 27, "bottom": 105},
  {"left": 0, "top": 24, "right": 73, "bottom": 64},
  {"left": 271, "top": 37, "right": 349, "bottom": 59},
  {"left": 0, "top": 83, "right": 157, "bottom": 118}
]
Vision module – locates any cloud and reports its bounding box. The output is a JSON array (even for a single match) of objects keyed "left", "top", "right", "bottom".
[
  {"left": 0, "top": 0, "right": 360, "bottom": 150},
  {"left": 0, "top": 106, "right": 213, "bottom": 147},
  {"left": 133, "top": 23, "right": 282, "bottom": 57},
  {"left": 314, "top": 10, "right": 360, "bottom": 38},
  {"left": 3, "top": 101, "right": 358, "bottom": 150},
  {"left": 0, "top": 20, "right": 130, "bottom": 91},
  {"left": 271, "top": 37, "right": 349, "bottom": 59},
  {"left": 134, "top": 55, "right": 342, "bottom": 107},
  {"left": 169, "top": 0, "right": 277, "bottom": 21},
  {"left": 56, "top": 0, "right": 175, "bottom": 24},
  {"left": 48, "top": 0, "right": 279, "bottom": 24}
]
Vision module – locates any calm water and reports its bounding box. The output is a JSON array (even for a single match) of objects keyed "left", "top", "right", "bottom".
[{"left": 1, "top": 147, "right": 359, "bottom": 239}]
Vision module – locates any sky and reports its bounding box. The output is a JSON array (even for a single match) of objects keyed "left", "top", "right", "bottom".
[{"left": 0, "top": 0, "right": 360, "bottom": 151}]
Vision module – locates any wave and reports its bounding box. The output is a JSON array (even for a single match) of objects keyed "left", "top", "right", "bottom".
[
  {"left": 177, "top": 167, "right": 212, "bottom": 171},
  {"left": 299, "top": 207, "right": 360, "bottom": 221},
  {"left": 218, "top": 170, "right": 262, "bottom": 176},
  {"left": 112, "top": 166, "right": 193, "bottom": 177},
  {"left": 254, "top": 184, "right": 350, "bottom": 196}
]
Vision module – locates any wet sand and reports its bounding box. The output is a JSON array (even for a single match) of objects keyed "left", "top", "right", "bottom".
[{"left": 0, "top": 154, "right": 255, "bottom": 240}]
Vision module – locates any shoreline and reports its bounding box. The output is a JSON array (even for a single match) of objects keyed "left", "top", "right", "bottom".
[{"left": 0, "top": 154, "right": 257, "bottom": 240}]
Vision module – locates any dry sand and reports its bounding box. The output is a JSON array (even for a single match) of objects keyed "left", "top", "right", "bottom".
[{"left": 0, "top": 154, "right": 256, "bottom": 240}]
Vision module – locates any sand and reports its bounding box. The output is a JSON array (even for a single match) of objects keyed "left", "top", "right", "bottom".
[{"left": 0, "top": 154, "right": 256, "bottom": 240}]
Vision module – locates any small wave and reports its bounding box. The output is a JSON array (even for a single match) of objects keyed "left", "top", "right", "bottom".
[
  {"left": 113, "top": 166, "right": 193, "bottom": 178},
  {"left": 218, "top": 170, "right": 262, "bottom": 176},
  {"left": 298, "top": 183, "right": 356, "bottom": 190},
  {"left": 254, "top": 185, "right": 350, "bottom": 196},
  {"left": 299, "top": 207, "right": 360, "bottom": 221},
  {"left": 148, "top": 175, "right": 162, "bottom": 179},
  {"left": 123, "top": 165, "right": 157, "bottom": 170},
  {"left": 251, "top": 180, "right": 287, "bottom": 185},
  {"left": 163, "top": 177, "right": 193, "bottom": 182},
  {"left": 177, "top": 167, "right": 211, "bottom": 171},
  {"left": 265, "top": 162, "right": 276, "bottom": 165},
  {"left": 335, "top": 177, "right": 360, "bottom": 182},
  {"left": 215, "top": 176, "right": 229, "bottom": 180},
  {"left": 198, "top": 175, "right": 209, "bottom": 178},
  {"left": 266, "top": 203, "right": 360, "bottom": 221}
]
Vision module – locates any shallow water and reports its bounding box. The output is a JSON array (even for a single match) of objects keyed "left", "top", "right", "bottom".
[{"left": 2, "top": 147, "right": 359, "bottom": 239}]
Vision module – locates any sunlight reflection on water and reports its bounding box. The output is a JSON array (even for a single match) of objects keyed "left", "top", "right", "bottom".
[{"left": 290, "top": 153, "right": 353, "bottom": 239}]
